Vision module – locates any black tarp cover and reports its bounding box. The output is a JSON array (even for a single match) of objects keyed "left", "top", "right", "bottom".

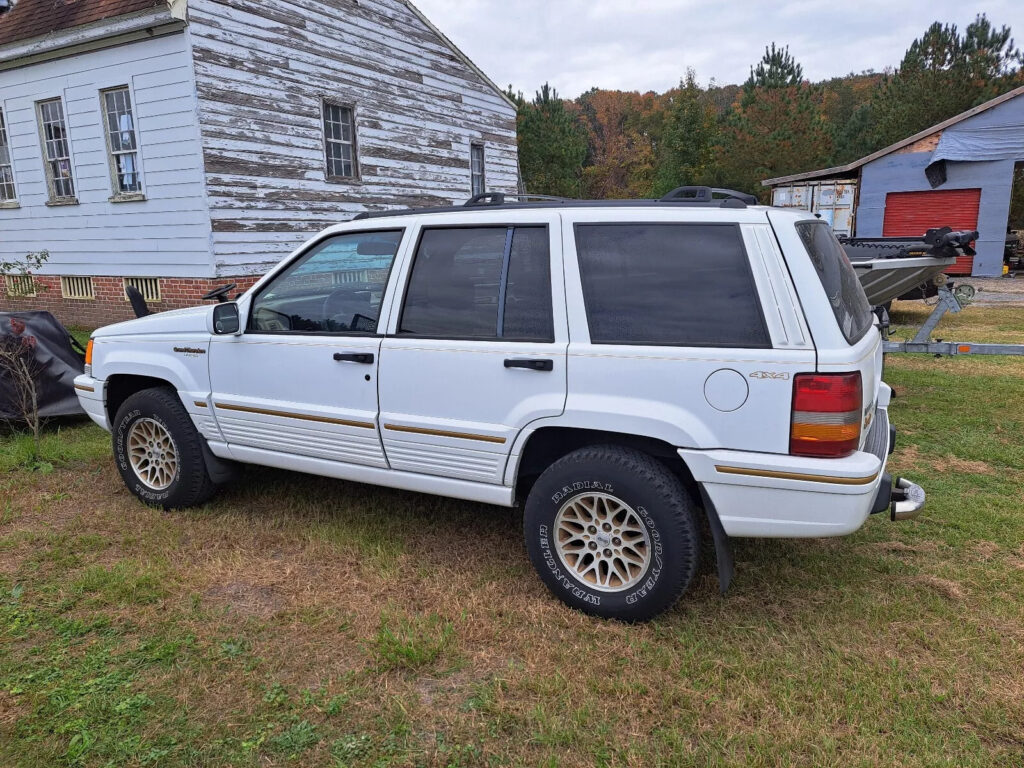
[{"left": 1, "top": 311, "right": 85, "bottom": 419}]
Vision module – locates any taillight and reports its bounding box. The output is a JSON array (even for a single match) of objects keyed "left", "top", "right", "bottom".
[{"left": 790, "top": 372, "right": 862, "bottom": 458}]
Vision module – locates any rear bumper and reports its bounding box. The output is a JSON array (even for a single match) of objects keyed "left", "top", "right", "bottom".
[
  {"left": 73, "top": 374, "right": 108, "bottom": 431},
  {"left": 681, "top": 402, "right": 924, "bottom": 538}
]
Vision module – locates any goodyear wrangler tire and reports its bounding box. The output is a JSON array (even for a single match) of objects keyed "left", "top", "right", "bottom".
[
  {"left": 113, "top": 388, "right": 217, "bottom": 510},
  {"left": 524, "top": 445, "right": 700, "bottom": 621}
]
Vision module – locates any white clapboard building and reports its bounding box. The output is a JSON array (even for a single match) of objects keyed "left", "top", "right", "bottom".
[{"left": 0, "top": 0, "right": 520, "bottom": 324}]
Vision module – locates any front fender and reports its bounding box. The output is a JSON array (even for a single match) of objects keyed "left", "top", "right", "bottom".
[{"left": 93, "top": 337, "right": 211, "bottom": 397}]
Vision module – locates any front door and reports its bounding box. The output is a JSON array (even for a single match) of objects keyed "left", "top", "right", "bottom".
[
  {"left": 378, "top": 216, "right": 568, "bottom": 484},
  {"left": 209, "top": 228, "right": 406, "bottom": 467}
]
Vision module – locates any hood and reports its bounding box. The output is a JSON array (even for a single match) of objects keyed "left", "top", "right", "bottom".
[{"left": 92, "top": 304, "right": 214, "bottom": 338}]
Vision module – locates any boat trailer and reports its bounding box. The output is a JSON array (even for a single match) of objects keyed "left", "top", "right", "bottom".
[{"left": 882, "top": 284, "right": 1024, "bottom": 356}]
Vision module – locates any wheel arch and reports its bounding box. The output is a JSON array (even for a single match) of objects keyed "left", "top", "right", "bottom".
[
  {"left": 509, "top": 426, "right": 697, "bottom": 500},
  {"left": 105, "top": 374, "right": 178, "bottom": 424}
]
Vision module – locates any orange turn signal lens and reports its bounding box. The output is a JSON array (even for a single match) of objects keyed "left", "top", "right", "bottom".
[{"left": 85, "top": 338, "right": 94, "bottom": 366}]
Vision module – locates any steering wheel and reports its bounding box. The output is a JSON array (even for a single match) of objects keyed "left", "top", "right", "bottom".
[{"left": 202, "top": 283, "right": 237, "bottom": 303}]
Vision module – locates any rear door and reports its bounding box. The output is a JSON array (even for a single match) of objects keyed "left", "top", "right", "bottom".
[{"left": 378, "top": 212, "right": 567, "bottom": 484}]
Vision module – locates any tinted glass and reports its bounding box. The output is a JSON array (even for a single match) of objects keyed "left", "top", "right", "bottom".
[
  {"left": 795, "top": 221, "right": 873, "bottom": 344},
  {"left": 575, "top": 223, "right": 769, "bottom": 347},
  {"left": 399, "top": 226, "right": 552, "bottom": 341},
  {"left": 502, "top": 227, "right": 553, "bottom": 340},
  {"left": 250, "top": 230, "right": 402, "bottom": 333}
]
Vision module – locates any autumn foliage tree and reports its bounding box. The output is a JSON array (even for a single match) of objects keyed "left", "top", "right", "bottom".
[
  {"left": 576, "top": 88, "right": 659, "bottom": 198},
  {"left": 506, "top": 14, "right": 1021, "bottom": 201}
]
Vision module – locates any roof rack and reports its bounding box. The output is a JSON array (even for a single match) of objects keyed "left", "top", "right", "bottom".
[
  {"left": 352, "top": 186, "right": 759, "bottom": 220},
  {"left": 658, "top": 186, "right": 758, "bottom": 207}
]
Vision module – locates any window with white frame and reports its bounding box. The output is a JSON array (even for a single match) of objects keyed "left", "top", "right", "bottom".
[
  {"left": 323, "top": 101, "right": 357, "bottom": 180},
  {"left": 0, "top": 109, "right": 16, "bottom": 202},
  {"left": 101, "top": 87, "right": 142, "bottom": 195},
  {"left": 36, "top": 98, "right": 76, "bottom": 201},
  {"left": 471, "top": 143, "right": 485, "bottom": 195}
]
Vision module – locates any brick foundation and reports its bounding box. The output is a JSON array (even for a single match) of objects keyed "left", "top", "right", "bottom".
[{"left": 0, "top": 275, "right": 263, "bottom": 329}]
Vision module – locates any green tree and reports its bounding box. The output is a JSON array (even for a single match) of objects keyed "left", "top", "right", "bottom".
[
  {"left": 744, "top": 43, "right": 803, "bottom": 92},
  {"left": 507, "top": 83, "right": 587, "bottom": 198},
  {"left": 651, "top": 70, "right": 718, "bottom": 196},
  {"left": 870, "top": 15, "right": 1024, "bottom": 148},
  {"left": 717, "top": 45, "right": 832, "bottom": 199}
]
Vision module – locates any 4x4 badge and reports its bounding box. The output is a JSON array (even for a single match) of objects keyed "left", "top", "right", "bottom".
[{"left": 749, "top": 371, "right": 790, "bottom": 380}]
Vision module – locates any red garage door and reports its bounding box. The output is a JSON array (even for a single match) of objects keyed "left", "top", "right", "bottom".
[{"left": 882, "top": 188, "right": 981, "bottom": 275}]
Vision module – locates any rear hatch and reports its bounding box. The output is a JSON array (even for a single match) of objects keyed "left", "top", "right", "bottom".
[{"left": 791, "top": 219, "right": 882, "bottom": 452}]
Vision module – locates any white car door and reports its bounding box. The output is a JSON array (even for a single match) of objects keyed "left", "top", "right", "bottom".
[
  {"left": 208, "top": 228, "right": 407, "bottom": 467},
  {"left": 378, "top": 213, "right": 568, "bottom": 484}
]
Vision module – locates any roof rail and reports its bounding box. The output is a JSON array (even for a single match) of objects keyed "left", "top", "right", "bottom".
[
  {"left": 464, "top": 192, "right": 570, "bottom": 206},
  {"left": 658, "top": 186, "right": 757, "bottom": 207},
  {"left": 351, "top": 188, "right": 763, "bottom": 220}
]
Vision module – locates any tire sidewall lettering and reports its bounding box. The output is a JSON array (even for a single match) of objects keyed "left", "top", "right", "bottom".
[
  {"left": 116, "top": 408, "right": 178, "bottom": 504},
  {"left": 551, "top": 480, "right": 614, "bottom": 505}
]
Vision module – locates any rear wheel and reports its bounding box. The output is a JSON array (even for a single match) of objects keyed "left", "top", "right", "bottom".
[
  {"left": 113, "top": 388, "right": 217, "bottom": 509},
  {"left": 523, "top": 445, "right": 701, "bottom": 621}
]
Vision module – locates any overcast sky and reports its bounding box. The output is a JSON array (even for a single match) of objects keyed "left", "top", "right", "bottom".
[{"left": 414, "top": 0, "right": 1024, "bottom": 98}]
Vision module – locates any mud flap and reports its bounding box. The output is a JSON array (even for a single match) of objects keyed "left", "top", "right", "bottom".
[
  {"left": 698, "top": 485, "right": 734, "bottom": 594},
  {"left": 199, "top": 436, "right": 239, "bottom": 486}
]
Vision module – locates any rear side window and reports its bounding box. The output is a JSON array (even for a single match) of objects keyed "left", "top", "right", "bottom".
[
  {"left": 574, "top": 223, "right": 769, "bottom": 347},
  {"left": 795, "top": 221, "right": 873, "bottom": 344},
  {"left": 398, "top": 226, "right": 553, "bottom": 341}
]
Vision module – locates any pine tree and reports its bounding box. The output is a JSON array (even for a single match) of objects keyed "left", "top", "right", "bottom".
[
  {"left": 870, "top": 15, "right": 1024, "bottom": 148},
  {"left": 718, "top": 44, "right": 832, "bottom": 199},
  {"left": 508, "top": 83, "right": 588, "bottom": 198}
]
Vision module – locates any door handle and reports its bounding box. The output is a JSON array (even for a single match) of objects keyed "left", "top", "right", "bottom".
[
  {"left": 504, "top": 358, "right": 553, "bottom": 372},
  {"left": 333, "top": 352, "right": 374, "bottom": 364}
]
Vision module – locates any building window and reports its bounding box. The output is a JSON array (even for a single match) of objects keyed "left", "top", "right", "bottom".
[
  {"left": 471, "top": 143, "right": 485, "bottom": 195},
  {"left": 36, "top": 98, "right": 76, "bottom": 202},
  {"left": 323, "top": 101, "right": 357, "bottom": 180},
  {"left": 0, "top": 109, "right": 17, "bottom": 203},
  {"left": 101, "top": 87, "right": 143, "bottom": 196}
]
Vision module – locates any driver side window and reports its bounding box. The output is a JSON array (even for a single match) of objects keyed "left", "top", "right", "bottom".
[{"left": 249, "top": 230, "right": 403, "bottom": 334}]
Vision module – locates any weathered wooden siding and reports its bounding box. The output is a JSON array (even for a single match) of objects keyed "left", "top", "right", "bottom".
[
  {"left": 187, "top": 0, "right": 520, "bottom": 275},
  {"left": 0, "top": 32, "right": 215, "bottom": 278}
]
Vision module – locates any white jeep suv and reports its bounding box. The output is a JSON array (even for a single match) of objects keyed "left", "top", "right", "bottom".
[{"left": 75, "top": 188, "right": 924, "bottom": 621}]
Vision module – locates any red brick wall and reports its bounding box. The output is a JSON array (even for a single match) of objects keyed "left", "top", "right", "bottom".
[{"left": 0, "top": 275, "right": 263, "bottom": 329}]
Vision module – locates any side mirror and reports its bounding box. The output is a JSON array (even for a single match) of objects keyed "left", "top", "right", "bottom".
[{"left": 212, "top": 302, "right": 241, "bottom": 335}]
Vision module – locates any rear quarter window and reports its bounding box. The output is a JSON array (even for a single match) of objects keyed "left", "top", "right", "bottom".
[
  {"left": 795, "top": 221, "right": 873, "bottom": 344},
  {"left": 574, "top": 222, "right": 769, "bottom": 348}
]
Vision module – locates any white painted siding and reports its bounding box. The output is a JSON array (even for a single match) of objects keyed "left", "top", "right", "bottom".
[
  {"left": 0, "top": 32, "right": 214, "bottom": 278},
  {"left": 187, "top": 0, "right": 520, "bottom": 276}
]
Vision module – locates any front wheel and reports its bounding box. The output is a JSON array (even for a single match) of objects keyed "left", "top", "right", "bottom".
[
  {"left": 523, "top": 445, "right": 701, "bottom": 621},
  {"left": 113, "top": 387, "right": 218, "bottom": 509}
]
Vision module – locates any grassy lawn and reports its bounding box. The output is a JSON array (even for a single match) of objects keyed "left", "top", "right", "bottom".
[{"left": 2, "top": 305, "right": 1023, "bottom": 767}]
